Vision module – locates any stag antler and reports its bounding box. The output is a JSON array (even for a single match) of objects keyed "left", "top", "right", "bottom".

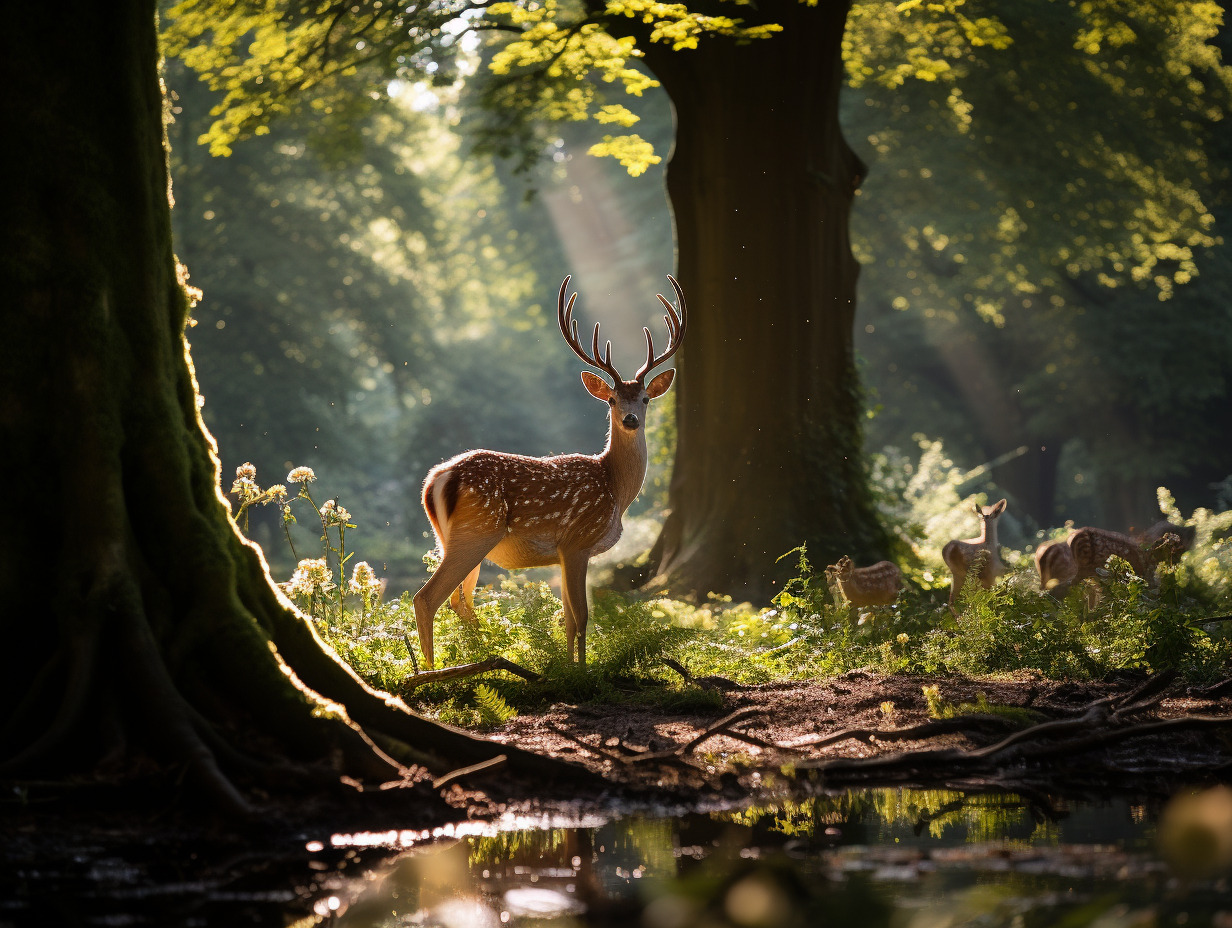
[
  {"left": 557, "top": 275, "right": 622, "bottom": 381},
  {"left": 634, "top": 275, "right": 687, "bottom": 384}
]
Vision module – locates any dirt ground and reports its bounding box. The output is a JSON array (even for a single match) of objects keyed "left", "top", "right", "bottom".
[{"left": 485, "top": 670, "right": 1232, "bottom": 801}]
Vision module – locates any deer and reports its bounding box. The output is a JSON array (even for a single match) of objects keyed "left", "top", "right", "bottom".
[
  {"left": 941, "top": 498, "right": 1008, "bottom": 608},
  {"left": 1034, "top": 526, "right": 1157, "bottom": 600},
  {"left": 825, "top": 556, "right": 903, "bottom": 607},
  {"left": 412, "top": 275, "right": 687, "bottom": 669},
  {"left": 1137, "top": 519, "right": 1196, "bottom": 565}
]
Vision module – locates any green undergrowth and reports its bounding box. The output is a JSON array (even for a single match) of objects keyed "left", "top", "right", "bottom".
[
  {"left": 231, "top": 461, "right": 1232, "bottom": 729},
  {"left": 314, "top": 535, "right": 1232, "bottom": 728}
]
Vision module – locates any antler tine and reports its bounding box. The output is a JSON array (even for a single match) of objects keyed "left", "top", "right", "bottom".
[
  {"left": 557, "top": 275, "right": 621, "bottom": 380},
  {"left": 635, "top": 274, "right": 688, "bottom": 383}
]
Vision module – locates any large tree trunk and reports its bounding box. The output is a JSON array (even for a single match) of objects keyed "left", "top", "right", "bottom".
[
  {"left": 0, "top": 0, "right": 579, "bottom": 815},
  {"left": 639, "top": 0, "right": 888, "bottom": 598}
]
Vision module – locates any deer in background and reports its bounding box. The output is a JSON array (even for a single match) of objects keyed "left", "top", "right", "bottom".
[
  {"left": 942, "top": 499, "right": 1008, "bottom": 608},
  {"left": 1138, "top": 519, "right": 1196, "bottom": 565},
  {"left": 1035, "top": 526, "right": 1157, "bottom": 600},
  {"left": 412, "top": 276, "right": 687, "bottom": 668},
  {"left": 825, "top": 556, "right": 903, "bottom": 607}
]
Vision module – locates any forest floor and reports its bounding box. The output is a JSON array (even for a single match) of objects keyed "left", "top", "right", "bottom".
[
  {"left": 484, "top": 669, "right": 1232, "bottom": 804},
  {"left": 7, "top": 671, "right": 1232, "bottom": 925}
]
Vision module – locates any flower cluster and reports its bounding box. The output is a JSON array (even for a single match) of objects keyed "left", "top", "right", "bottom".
[
  {"left": 288, "top": 466, "right": 317, "bottom": 485},
  {"left": 285, "top": 557, "right": 334, "bottom": 598},
  {"left": 231, "top": 462, "right": 260, "bottom": 504},
  {"left": 348, "top": 561, "right": 382, "bottom": 607},
  {"left": 320, "top": 499, "right": 352, "bottom": 526}
]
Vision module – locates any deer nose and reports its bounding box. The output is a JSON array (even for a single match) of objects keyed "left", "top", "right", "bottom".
[{"left": 622, "top": 413, "right": 640, "bottom": 430}]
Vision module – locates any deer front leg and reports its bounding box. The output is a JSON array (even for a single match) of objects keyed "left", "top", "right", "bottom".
[
  {"left": 413, "top": 534, "right": 501, "bottom": 669},
  {"left": 560, "top": 551, "right": 592, "bottom": 666}
]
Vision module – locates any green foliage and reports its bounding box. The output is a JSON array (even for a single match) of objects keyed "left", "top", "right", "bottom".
[
  {"left": 234, "top": 456, "right": 1230, "bottom": 731},
  {"left": 922, "top": 684, "right": 1044, "bottom": 726},
  {"left": 167, "top": 54, "right": 612, "bottom": 577},
  {"left": 849, "top": 0, "right": 1232, "bottom": 525},
  {"left": 163, "top": 0, "right": 778, "bottom": 173}
]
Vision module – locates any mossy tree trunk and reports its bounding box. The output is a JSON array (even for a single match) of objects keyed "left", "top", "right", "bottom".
[
  {"left": 637, "top": 0, "right": 889, "bottom": 598},
  {"left": 0, "top": 0, "right": 571, "bottom": 815}
]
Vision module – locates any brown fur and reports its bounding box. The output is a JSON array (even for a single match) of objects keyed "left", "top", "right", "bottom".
[
  {"left": 411, "top": 275, "right": 687, "bottom": 669},
  {"left": 826, "top": 556, "right": 903, "bottom": 606},
  {"left": 1035, "top": 526, "right": 1156, "bottom": 601},
  {"left": 942, "top": 499, "right": 1008, "bottom": 607},
  {"left": 1138, "top": 520, "right": 1195, "bottom": 563}
]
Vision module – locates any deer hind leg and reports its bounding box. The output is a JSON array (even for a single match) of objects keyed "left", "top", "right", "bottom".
[
  {"left": 559, "top": 551, "right": 591, "bottom": 666},
  {"left": 413, "top": 532, "right": 501, "bottom": 669},
  {"left": 449, "top": 562, "right": 482, "bottom": 625},
  {"left": 947, "top": 568, "right": 966, "bottom": 608}
]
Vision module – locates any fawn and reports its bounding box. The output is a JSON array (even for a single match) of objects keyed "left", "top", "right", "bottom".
[
  {"left": 941, "top": 499, "right": 1008, "bottom": 607},
  {"left": 1035, "top": 526, "right": 1157, "bottom": 599},
  {"left": 825, "top": 556, "right": 903, "bottom": 606}
]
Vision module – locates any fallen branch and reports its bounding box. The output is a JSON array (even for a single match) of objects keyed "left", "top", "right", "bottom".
[{"left": 403, "top": 656, "right": 542, "bottom": 691}]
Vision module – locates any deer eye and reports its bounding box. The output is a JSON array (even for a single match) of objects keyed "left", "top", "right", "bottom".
[
  {"left": 642, "top": 397, "right": 649, "bottom": 405},
  {"left": 607, "top": 397, "right": 616, "bottom": 406}
]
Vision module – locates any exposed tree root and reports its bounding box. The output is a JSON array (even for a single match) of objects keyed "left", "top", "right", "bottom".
[
  {"left": 573, "top": 671, "right": 1232, "bottom": 796},
  {"left": 779, "top": 714, "right": 1024, "bottom": 752}
]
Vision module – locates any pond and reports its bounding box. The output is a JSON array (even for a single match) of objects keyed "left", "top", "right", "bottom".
[{"left": 7, "top": 787, "right": 1232, "bottom": 927}]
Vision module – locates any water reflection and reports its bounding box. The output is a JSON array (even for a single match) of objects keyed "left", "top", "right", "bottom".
[
  {"left": 8, "top": 788, "right": 1232, "bottom": 926},
  {"left": 315, "top": 788, "right": 1232, "bottom": 928}
]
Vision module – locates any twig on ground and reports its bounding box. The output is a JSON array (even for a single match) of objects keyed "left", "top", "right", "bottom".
[
  {"left": 432, "top": 753, "right": 507, "bottom": 790},
  {"left": 661, "top": 657, "right": 745, "bottom": 692}
]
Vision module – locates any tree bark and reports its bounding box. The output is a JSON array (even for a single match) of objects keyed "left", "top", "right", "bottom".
[
  {"left": 0, "top": 0, "right": 582, "bottom": 814},
  {"left": 638, "top": 0, "right": 889, "bottom": 598}
]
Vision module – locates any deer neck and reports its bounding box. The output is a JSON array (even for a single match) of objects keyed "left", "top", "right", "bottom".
[
  {"left": 601, "top": 420, "right": 648, "bottom": 513},
  {"left": 981, "top": 519, "right": 1000, "bottom": 556}
]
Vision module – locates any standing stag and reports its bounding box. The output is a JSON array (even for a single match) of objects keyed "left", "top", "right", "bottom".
[
  {"left": 412, "top": 276, "right": 687, "bottom": 668},
  {"left": 941, "top": 499, "right": 1008, "bottom": 607},
  {"left": 1035, "top": 526, "right": 1157, "bottom": 599},
  {"left": 825, "top": 556, "right": 903, "bottom": 606}
]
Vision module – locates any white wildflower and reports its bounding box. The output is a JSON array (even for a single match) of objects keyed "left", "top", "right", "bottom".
[{"left": 288, "top": 466, "right": 317, "bottom": 484}]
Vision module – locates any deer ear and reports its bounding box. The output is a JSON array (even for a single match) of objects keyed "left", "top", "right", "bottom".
[
  {"left": 580, "top": 371, "right": 613, "bottom": 401},
  {"left": 991, "top": 498, "right": 1007, "bottom": 515},
  {"left": 645, "top": 369, "right": 675, "bottom": 398}
]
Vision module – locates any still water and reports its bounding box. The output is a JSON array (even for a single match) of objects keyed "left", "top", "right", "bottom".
[{"left": 7, "top": 787, "right": 1232, "bottom": 927}]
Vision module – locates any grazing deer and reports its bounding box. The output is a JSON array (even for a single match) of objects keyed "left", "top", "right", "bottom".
[
  {"left": 825, "top": 556, "right": 903, "bottom": 606},
  {"left": 1138, "top": 519, "right": 1196, "bottom": 564},
  {"left": 1034, "top": 526, "right": 1156, "bottom": 599},
  {"left": 941, "top": 499, "right": 1008, "bottom": 607},
  {"left": 412, "top": 275, "right": 687, "bottom": 668}
]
